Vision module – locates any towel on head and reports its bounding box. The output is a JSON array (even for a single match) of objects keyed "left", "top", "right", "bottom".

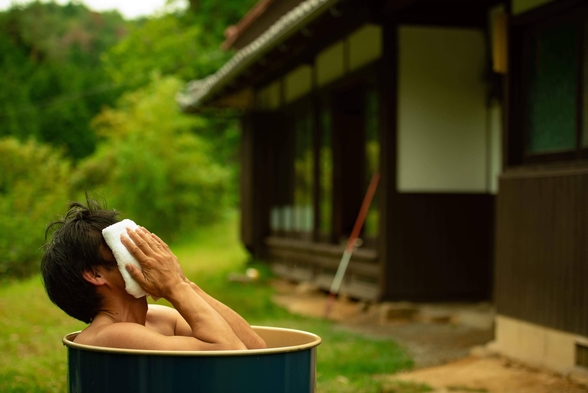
[{"left": 102, "top": 219, "right": 148, "bottom": 298}]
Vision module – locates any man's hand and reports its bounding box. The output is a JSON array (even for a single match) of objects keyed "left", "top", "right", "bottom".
[
  {"left": 121, "top": 227, "right": 186, "bottom": 299},
  {"left": 119, "top": 226, "right": 253, "bottom": 351}
]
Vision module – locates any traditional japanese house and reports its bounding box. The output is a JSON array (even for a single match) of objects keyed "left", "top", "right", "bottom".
[{"left": 178, "top": 0, "right": 588, "bottom": 374}]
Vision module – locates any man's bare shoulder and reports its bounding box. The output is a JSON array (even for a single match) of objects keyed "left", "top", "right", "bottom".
[
  {"left": 146, "top": 304, "right": 182, "bottom": 336},
  {"left": 147, "top": 304, "right": 193, "bottom": 337},
  {"left": 73, "top": 306, "right": 192, "bottom": 350},
  {"left": 74, "top": 320, "right": 157, "bottom": 349},
  {"left": 147, "top": 304, "right": 180, "bottom": 319},
  {"left": 73, "top": 317, "right": 206, "bottom": 351},
  {"left": 72, "top": 306, "right": 178, "bottom": 349}
]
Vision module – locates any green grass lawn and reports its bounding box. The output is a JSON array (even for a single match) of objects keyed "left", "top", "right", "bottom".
[{"left": 0, "top": 212, "right": 412, "bottom": 392}]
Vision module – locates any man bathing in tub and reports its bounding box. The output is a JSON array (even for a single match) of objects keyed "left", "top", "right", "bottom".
[{"left": 41, "top": 198, "right": 266, "bottom": 351}]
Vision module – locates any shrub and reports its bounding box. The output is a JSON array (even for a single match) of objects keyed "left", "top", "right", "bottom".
[
  {"left": 73, "top": 76, "right": 230, "bottom": 240},
  {"left": 0, "top": 138, "right": 71, "bottom": 279}
]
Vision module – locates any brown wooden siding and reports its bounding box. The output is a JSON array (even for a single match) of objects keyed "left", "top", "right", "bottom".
[
  {"left": 240, "top": 115, "right": 255, "bottom": 250},
  {"left": 384, "top": 193, "right": 495, "bottom": 301},
  {"left": 240, "top": 113, "right": 276, "bottom": 256},
  {"left": 265, "top": 237, "right": 381, "bottom": 300},
  {"left": 495, "top": 168, "right": 588, "bottom": 336}
]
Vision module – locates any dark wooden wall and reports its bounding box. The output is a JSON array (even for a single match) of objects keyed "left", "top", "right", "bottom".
[
  {"left": 240, "top": 112, "right": 274, "bottom": 256},
  {"left": 266, "top": 237, "right": 381, "bottom": 300},
  {"left": 383, "top": 193, "right": 495, "bottom": 301},
  {"left": 495, "top": 169, "right": 588, "bottom": 337}
]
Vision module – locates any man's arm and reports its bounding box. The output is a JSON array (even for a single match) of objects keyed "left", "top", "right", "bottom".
[
  {"left": 86, "top": 320, "right": 242, "bottom": 351},
  {"left": 121, "top": 227, "right": 247, "bottom": 351},
  {"left": 181, "top": 280, "right": 266, "bottom": 349}
]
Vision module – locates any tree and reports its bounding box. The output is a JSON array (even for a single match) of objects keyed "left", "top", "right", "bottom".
[
  {"left": 0, "top": 2, "right": 127, "bottom": 160},
  {"left": 102, "top": 0, "right": 257, "bottom": 89},
  {"left": 100, "top": 1, "right": 257, "bottom": 205},
  {"left": 73, "top": 76, "right": 230, "bottom": 240},
  {"left": 103, "top": 14, "right": 225, "bottom": 90}
]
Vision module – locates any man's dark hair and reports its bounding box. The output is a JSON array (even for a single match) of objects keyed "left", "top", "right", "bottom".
[{"left": 41, "top": 197, "right": 120, "bottom": 323}]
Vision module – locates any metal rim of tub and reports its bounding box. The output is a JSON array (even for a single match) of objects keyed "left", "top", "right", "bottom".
[{"left": 63, "top": 325, "right": 321, "bottom": 356}]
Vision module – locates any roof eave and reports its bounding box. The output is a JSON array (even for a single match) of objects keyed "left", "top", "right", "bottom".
[{"left": 177, "top": 0, "right": 339, "bottom": 112}]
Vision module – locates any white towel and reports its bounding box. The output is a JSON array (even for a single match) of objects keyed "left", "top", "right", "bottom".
[{"left": 102, "top": 219, "right": 148, "bottom": 298}]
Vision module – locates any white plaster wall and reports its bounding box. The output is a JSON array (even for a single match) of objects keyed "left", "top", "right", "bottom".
[
  {"left": 488, "top": 103, "right": 502, "bottom": 194},
  {"left": 512, "top": 0, "right": 556, "bottom": 15},
  {"left": 397, "top": 26, "right": 489, "bottom": 193},
  {"left": 348, "top": 24, "right": 382, "bottom": 72},
  {"left": 256, "top": 80, "right": 281, "bottom": 110},
  {"left": 284, "top": 65, "right": 312, "bottom": 103},
  {"left": 316, "top": 40, "right": 345, "bottom": 87},
  {"left": 272, "top": 23, "right": 382, "bottom": 98},
  {"left": 270, "top": 207, "right": 280, "bottom": 231}
]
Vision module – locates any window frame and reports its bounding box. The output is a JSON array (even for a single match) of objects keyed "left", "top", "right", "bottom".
[
  {"left": 267, "top": 62, "right": 381, "bottom": 247},
  {"left": 509, "top": 1, "right": 588, "bottom": 166},
  {"left": 269, "top": 96, "right": 315, "bottom": 241}
]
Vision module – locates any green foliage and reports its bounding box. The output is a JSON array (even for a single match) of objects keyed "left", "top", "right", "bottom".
[
  {"left": 0, "top": 1, "right": 250, "bottom": 280},
  {"left": 102, "top": 14, "right": 226, "bottom": 89},
  {"left": 184, "top": 0, "right": 259, "bottom": 36},
  {"left": 0, "top": 0, "right": 254, "bottom": 281},
  {"left": 74, "top": 76, "right": 230, "bottom": 240},
  {"left": 0, "top": 1, "right": 127, "bottom": 160},
  {"left": 102, "top": 0, "right": 258, "bottom": 89},
  {"left": 99, "top": 1, "right": 250, "bottom": 206},
  {"left": 380, "top": 380, "right": 434, "bottom": 393},
  {"left": 0, "top": 137, "right": 71, "bottom": 279},
  {"left": 0, "top": 274, "right": 85, "bottom": 393}
]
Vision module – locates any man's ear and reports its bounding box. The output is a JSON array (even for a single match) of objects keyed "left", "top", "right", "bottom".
[{"left": 82, "top": 268, "right": 107, "bottom": 286}]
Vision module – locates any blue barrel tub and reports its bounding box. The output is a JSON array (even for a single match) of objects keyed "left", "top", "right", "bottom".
[{"left": 63, "top": 326, "right": 321, "bottom": 393}]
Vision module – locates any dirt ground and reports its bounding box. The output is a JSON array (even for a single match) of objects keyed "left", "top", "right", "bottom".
[
  {"left": 378, "top": 356, "right": 588, "bottom": 393},
  {"left": 271, "top": 278, "right": 588, "bottom": 393}
]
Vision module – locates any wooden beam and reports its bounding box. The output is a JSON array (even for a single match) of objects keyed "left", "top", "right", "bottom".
[
  {"left": 209, "top": 88, "right": 255, "bottom": 109},
  {"left": 377, "top": 21, "right": 398, "bottom": 301}
]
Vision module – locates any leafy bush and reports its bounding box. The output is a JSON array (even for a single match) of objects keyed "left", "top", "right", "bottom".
[
  {"left": 73, "top": 76, "right": 230, "bottom": 240},
  {"left": 0, "top": 138, "right": 71, "bottom": 279}
]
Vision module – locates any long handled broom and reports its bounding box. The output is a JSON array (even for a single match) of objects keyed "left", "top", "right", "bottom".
[{"left": 323, "top": 172, "right": 380, "bottom": 318}]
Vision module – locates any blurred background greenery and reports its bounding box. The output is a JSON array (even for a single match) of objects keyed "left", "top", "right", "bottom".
[{"left": 0, "top": 0, "right": 258, "bottom": 280}]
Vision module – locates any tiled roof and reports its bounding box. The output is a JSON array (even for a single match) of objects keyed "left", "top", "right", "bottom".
[
  {"left": 177, "top": 0, "right": 338, "bottom": 111},
  {"left": 221, "top": 0, "right": 276, "bottom": 51}
]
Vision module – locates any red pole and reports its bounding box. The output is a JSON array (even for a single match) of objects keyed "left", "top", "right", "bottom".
[{"left": 324, "top": 172, "right": 381, "bottom": 318}]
